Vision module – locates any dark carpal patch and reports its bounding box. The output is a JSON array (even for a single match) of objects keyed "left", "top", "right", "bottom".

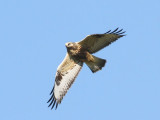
[
  {"left": 93, "top": 34, "right": 104, "bottom": 38},
  {"left": 55, "top": 72, "right": 63, "bottom": 86}
]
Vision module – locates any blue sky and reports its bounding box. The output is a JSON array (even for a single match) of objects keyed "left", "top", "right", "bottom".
[{"left": 0, "top": 0, "right": 160, "bottom": 120}]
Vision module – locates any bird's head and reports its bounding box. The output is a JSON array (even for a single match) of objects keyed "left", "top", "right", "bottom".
[
  {"left": 65, "top": 42, "right": 74, "bottom": 48},
  {"left": 65, "top": 42, "right": 78, "bottom": 49},
  {"left": 65, "top": 42, "right": 78, "bottom": 53}
]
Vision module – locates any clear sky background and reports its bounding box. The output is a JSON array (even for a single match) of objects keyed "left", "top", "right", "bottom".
[{"left": 0, "top": 0, "right": 160, "bottom": 120}]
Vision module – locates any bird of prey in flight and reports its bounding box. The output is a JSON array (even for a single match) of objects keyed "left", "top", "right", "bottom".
[{"left": 47, "top": 28, "right": 126, "bottom": 109}]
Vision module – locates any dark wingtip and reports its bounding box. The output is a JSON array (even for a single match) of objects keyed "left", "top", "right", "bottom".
[
  {"left": 55, "top": 103, "right": 59, "bottom": 110},
  {"left": 119, "top": 31, "right": 126, "bottom": 34},
  {"left": 49, "top": 87, "right": 54, "bottom": 95},
  {"left": 47, "top": 94, "right": 53, "bottom": 103},
  {"left": 51, "top": 100, "right": 56, "bottom": 110},
  {"left": 111, "top": 27, "right": 119, "bottom": 33},
  {"left": 48, "top": 97, "right": 54, "bottom": 107},
  {"left": 115, "top": 29, "right": 123, "bottom": 33},
  {"left": 48, "top": 96, "right": 59, "bottom": 110},
  {"left": 105, "top": 30, "right": 111, "bottom": 34},
  {"left": 47, "top": 86, "right": 59, "bottom": 110},
  {"left": 105, "top": 28, "right": 126, "bottom": 36}
]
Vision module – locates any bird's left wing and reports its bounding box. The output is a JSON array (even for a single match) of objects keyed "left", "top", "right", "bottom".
[
  {"left": 78, "top": 28, "right": 126, "bottom": 53},
  {"left": 47, "top": 54, "right": 83, "bottom": 109}
]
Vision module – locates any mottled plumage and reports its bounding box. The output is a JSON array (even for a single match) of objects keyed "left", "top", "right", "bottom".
[{"left": 48, "top": 28, "right": 126, "bottom": 109}]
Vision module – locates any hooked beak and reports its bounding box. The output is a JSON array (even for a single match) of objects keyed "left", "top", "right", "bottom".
[{"left": 65, "top": 43, "right": 68, "bottom": 47}]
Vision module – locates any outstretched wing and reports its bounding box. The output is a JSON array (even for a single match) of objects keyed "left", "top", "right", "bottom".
[
  {"left": 47, "top": 54, "right": 83, "bottom": 109},
  {"left": 78, "top": 28, "right": 126, "bottom": 53}
]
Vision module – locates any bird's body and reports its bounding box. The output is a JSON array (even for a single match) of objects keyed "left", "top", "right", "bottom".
[
  {"left": 65, "top": 42, "right": 106, "bottom": 72},
  {"left": 48, "top": 28, "right": 126, "bottom": 109},
  {"left": 66, "top": 43, "right": 92, "bottom": 62}
]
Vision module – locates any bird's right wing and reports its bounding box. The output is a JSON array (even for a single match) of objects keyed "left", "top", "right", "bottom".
[
  {"left": 78, "top": 28, "right": 125, "bottom": 53},
  {"left": 47, "top": 54, "right": 83, "bottom": 109}
]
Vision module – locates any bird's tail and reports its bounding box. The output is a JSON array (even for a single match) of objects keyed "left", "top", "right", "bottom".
[{"left": 85, "top": 55, "right": 106, "bottom": 73}]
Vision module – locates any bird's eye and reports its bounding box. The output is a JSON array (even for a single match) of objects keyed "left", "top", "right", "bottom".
[{"left": 68, "top": 43, "right": 71, "bottom": 46}]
